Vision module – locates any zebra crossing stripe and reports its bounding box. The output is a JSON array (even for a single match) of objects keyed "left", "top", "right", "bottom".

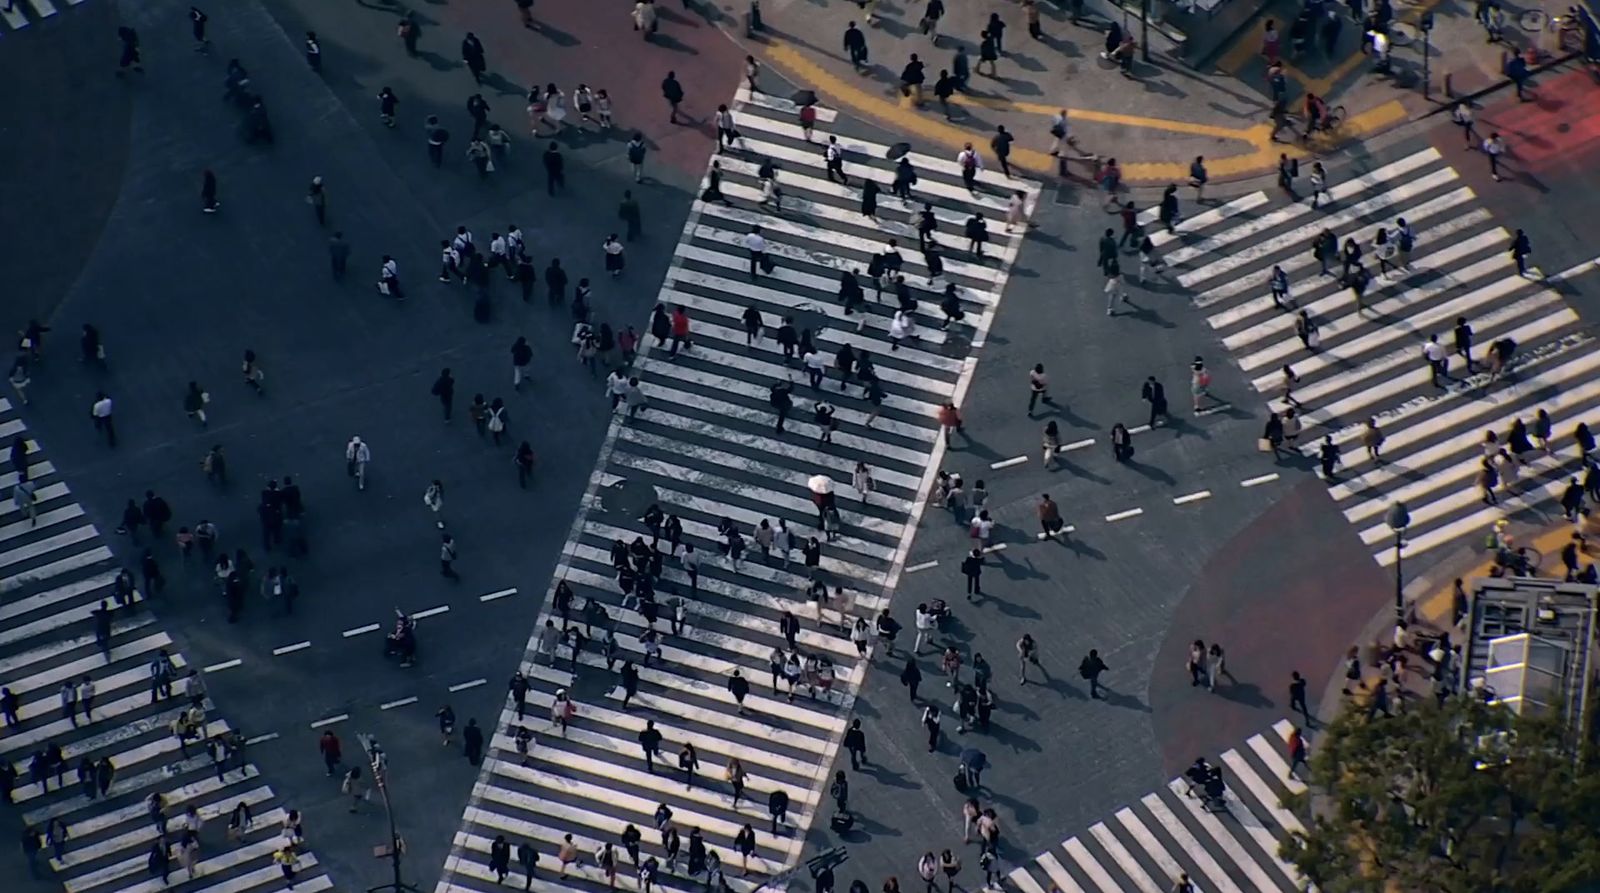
[{"left": 436, "top": 90, "right": 1037, "bottom": 890}]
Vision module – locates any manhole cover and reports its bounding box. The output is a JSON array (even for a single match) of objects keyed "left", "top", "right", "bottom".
[{"left": 597, "top": 477, "right": 658, "bottom": 518}]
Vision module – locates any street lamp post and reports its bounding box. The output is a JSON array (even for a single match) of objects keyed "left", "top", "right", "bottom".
[
  {"left": 1386, "top": 501, "right": 1411, "bottom": 623},
  {"left": 358, "top": 734, "right": 420, "bottom": 893}
]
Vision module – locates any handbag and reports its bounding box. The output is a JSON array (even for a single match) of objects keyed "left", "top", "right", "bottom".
[
  {"left": 1307, "top": 329, "right": 1322, "bottom": 348},
  {"left": 377, "top": 279, "right": 391, "bottom": 296},
  {"left": 1257, "top": 437, "right": 1274, "bottom": 452}
]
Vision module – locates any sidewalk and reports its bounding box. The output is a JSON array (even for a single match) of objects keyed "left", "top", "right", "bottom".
[{"left": 750, "top": 0, "right": 1572, "bottom": 183}]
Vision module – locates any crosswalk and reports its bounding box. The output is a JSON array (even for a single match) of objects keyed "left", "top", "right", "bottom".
[
  {"left": 433, "top": 90, "right": 1041, "bottom": 892},
  {"left": 0, "top": 0, "right": 87, "bottom": 34},
  {"left": 0, "top": 397, "right": 329, "bottom": 893},
  {"left": 1160, "top": 146, "right": 1591, "bottom": 568},
  {"left": 1009, "top": 721, "right": 1310, "bottom": 893}
]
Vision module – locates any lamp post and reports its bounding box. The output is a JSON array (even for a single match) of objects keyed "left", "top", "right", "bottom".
[
  {"left": 1419, "top": 12, "right": 1435, "bottom": 100},
  {"left": 358, "top": 734, "right": 420, "bottom": 893},
  {"left": 1141, "top": 0, "right": 1151, "bottom": 62},
  {"left": 1386, "top": 501, "right": 1410, "bottom": 622}
]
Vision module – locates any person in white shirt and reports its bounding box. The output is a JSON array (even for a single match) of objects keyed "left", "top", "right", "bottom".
[
  {"left": 913, "top": 604, "right": 935, "bottom": 654},
  {"left": 379, "top": 255, "right": 402, "bottom": 299},
  {"left": 956, "top": 143, "right": 983, "bottom": 193},
  {"left": 90, "top": 392, "right": 116, "bottom": 447},
  {"left": 346, "top": 436, "right": 372, "bottom": 490},
  {"left": 606, "top": 370, "right": 630, "bottom": 409},
  {"left": 1424, "top": 335, "right": 1449, "bottom": 387},
  {"left": 888, "top": 311, "right": 916, "bottom": 351},
  {"left": 803, "top": 349, "right": 827, "bottom": 390},
  {"left": 743, "top": 227, "right": 768, "bottom": 280}
]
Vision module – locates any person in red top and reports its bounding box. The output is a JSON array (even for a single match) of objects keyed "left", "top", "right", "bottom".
[
  {"left": 1285, "top": 725, "right": 1308, "bottom": 781},
  {"left": 669, "top": 306, "right": 692, "bottom": 357},
  {"left": 799, "top": 103, "right": 818, "bottom": 142},
  {"left": 937, "top": 403, "right": 964, "bottom": 445},
  {"left": 318, "top": 730, "right": 342, "bottom": 777}
]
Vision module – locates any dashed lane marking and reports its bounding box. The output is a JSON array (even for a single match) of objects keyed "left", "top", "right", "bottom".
[
  {"left": 342, "top": 623, "right": 381, "bottom": 638},
  {"left": 1241, "top": 472, "right": 1281, "bottom": 488},
  {"left": 1062, "top": 438, "right": 1096, "bottom": 452},
  {"left": 244, "top": 732, "right": 280, "bottom": 746},
  {"left": 479, "top": 587, "right": 518, "bottom": 602},
  {"left": 1105, "top": 508, "right": 1145, "bottom": 522},
  {"left": 990, "top": 456, "right": 1029, "bottom": 470},
  {"left": 1173, "top": 490, "right": 1213, "bottom": 505},
  {"left": 271, "top": 641, "right": 311, "bottom": 656},
  {"left": 309, "top": 714, "right": 349, "bottom": 729},
  {"left": 905, "top": 560, "right": 940, "bottom": 573},
  {"left": 981, "top": 543, "right": 1007, "bottom": 554},
  {"left": 448, "top": 678, "right": 488, "bottom": 693},
  {"left": 379, "top": 696, "right": 419, "bottom": 711},
  {"left": 413, "top": 605, "right": 450, "bottom": 620},
  {"left": 202, "top": 658, "right": 242, "bottom": 673}
]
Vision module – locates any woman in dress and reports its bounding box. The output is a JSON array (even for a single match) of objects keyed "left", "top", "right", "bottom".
[{"left": 602, "top": 234, "right": 625, "bottom": 277}]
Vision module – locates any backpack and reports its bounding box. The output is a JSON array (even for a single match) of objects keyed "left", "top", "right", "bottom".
[
  {"left": 487, "top": 408, "right": 505, "bottom": 432},
  {"left": 1078, "top": 657, "right": 1093, "bottom": 679}
]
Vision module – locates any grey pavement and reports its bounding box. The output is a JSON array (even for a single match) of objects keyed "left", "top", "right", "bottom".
[{"left": 0, "top": 0, "right": 709, "bottom": 887}]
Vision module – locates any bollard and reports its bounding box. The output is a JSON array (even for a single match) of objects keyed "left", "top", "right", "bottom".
[{"left": 745, "top": 0, "right": 763, "bottom": 36}]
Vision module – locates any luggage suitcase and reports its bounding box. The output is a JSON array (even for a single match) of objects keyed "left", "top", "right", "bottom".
[
  {"left": 953, "top": 770, "right": 969, "bottom": 793},
  {"left": 829, "top": 811, "right": 855, "bottom": 832}
]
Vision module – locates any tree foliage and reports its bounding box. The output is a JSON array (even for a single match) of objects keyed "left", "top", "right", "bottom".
[{"left": 1279, "top": 696, "right": 1600, "bottom": 893}]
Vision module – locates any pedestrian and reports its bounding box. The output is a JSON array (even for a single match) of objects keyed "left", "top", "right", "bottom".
[
  {"left": 1319, "top": 434, "right": 1341, "bottom": 480},
  {"left": 1189, "top": 358, "right": 1212, "bottom": 412},
  {"left": 1285, "top": 670, "right": 1315, "bottom": 728},
  {"left": 619, "top": 190, "right": 643, "bottom": 242},
  {"left": 1483, "top": 132, "right": 1507, "bottom": 180},
  {"left": 1286, "top": 725, "right": 1309, "bottom": 780},
  {"left": 1511, "top": 228, "right": 1533, "bottom": 277},
  {"left": 89, "top": 391, "right": 117, "bottom": 447},
  {"left": 115, "top": 25, "right": 144, "bottom": 76},
  {"left": 543, "top": 142, "right": 566, "bottom": 196},
  {"left": 304, "top": 30, "right": 321, "bottom": 71},
  {"left": 1079, "top": 649, "right": 1107, "bottom": 699},
  {"left": 661, "top": 71, "right": 685, "bottom": 124},
  {"left": 900, "top": 655, "right": 922, "bottom": 701},
  {"left": 430, "top": 368, "right": 455, "bottom": 421},
  {"left": 461, "top": 31, "right": 487, "bottom": 83}
]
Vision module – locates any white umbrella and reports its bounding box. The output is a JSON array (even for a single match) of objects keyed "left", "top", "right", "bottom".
[{"left": 807, "top": 475, "right": 834, "bottom": 495}]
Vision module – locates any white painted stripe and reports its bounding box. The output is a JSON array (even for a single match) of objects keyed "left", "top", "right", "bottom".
[
  {"left": 12, "top": 655, "right": 185, "bottom": 724},
  {"left": 1088, "top": 821, "right": 1163, "bottom": 893},
  {"left": 1063, "top": 836, "right": 1124, "bottom": 893},
  {"left": 272, "top": 640, "right": 311, "bottom": 656},
  {"left": 1127, "top": 424, "right": 1151, "bottom": 435},
  {"left": 50, "top": 787, "right": 269, "bottom": 868},
  {"left": 449, "top": 678, "right": 488, "bottom": 692},
  {"left": 1241, "top": 473, "right": 1280, "bottom": 488},
  {"left": 479, "top": 587, "right": 518, "bottom": 602},
  {"left": 413, "top": 604, "right": 451, "bottom": 620},
  {"left": 1112, "top": 808, "right": 1187, "bottom": 890},
  {"left": 0, "top": 584, "right": 131, "bottom": 650},
  {"left": 380, "top": 696, "right": 419, "bottom": 710},
  {"left": 31, "top": 770, "right": 262, "bottom": 833},
  {"left": 983, "top": 542, "right": 1007, "bottom": 554},
  {"left": 1171, "top": 148, "right": 1443, "bottom": 273},
  {"left": 1105, "top": 507, "right": 1144, "bottom": 522},
  {"left": 635, "top": 380, "right": 931, "bottom": 471},
  {"left": 1147, "top": 192, "right": 1272, "bottom": 249},
  {"left": 1036, "top": 851, "right": 1091, "bottom": 893},
  {"left": 0, "top": 569, "right": 117, "bottom": 624},
  {"left": 203, "top": 658, "right": 242, "bottom": 673},
  {"left": 1357, "top": 448, "right": 1568, "bottom": 544},
  {"left": 0, "top": 616, "right": 156, "bottom": 679},
  {"left": 697, "top": 202, "right": 1003, "bottom": 284},
  {"left": 0, "top": 2, "right": 29, "bottom": 27},
  {"left": 1063, "top": 437, "right": 1096, "bottom": 452},
  {"left": 906, "top": 559, "right": 938, "bottom": 572},
  {"left": 26, "top": 0, "right": 58, "bottom": 18},
  {"left": 310, "top": 713, "right": 349, "bottom": 728},
  {"left": 1173, "top": 490, "right": 1212, "bottom": 505},
  {"left": 0, "top": 545, "right": 114, "bottom": 594},
  {"left": 628, "top": 409, "right": 923, "bottom": 490},
  {"left": 1008, "top": 866, "right": 1052, "bottom": 893},
  {"left": 60, "top": 809, "right": 293, "bottom": 892},
  {"left": 0, "top": 497, "right": 80, "bottom": 542},
  {"left": 990, "top": 455, "right": 1028, "bottom": 469},
  {"left": 0, "top": 524, "right": 100, "bottom": 569},
  {"left": 509, "top": 687, "right": 818, "bottom": 778},
  {"left": 1265, "top": 298, "right": 1570, "bottom": 412},
  {"left": 1247, "top": 732, "right": 1307, "bottom": 795},
  {"left": 245, "top": 732, "right": 280, "bottom": 746},
  {"left": 675, "top": 241, "right": 998, "bottom": 311},
  {"left": 735, "top": 86, "right": 839, "bottom": 122},
  {"left": 1194, "top": 402, "right": 1233, "bottom": 416},
  {"left": 1037, "top": 526, "right": 1077, "bottom": 539},
  {"left": 1219, "top": 748, "right": 1305, "bottom": 834},
  {"left": 1329, "top": 347, "right": 1600, "bottom": 488},
  {"left": 1205, "top": 208, "right": 1498, "bottom": 329},
  {"left": 1378, "top": 473, "right": 1574, "bottom": 565},
  {"left": 343, "top": 623, "right": 382, "bottom": 637},
  {"left": 0, "top": 458, "right": 57, "bottom": 488},
  {"left": 1139, "top": 793, "right": 1245, "bottom": 893},
  {"left": 7, "top": 633, "right": 172, "bottom": 698},
  {"left": 1166, "top": 780, "right": 1284, "bottom": 892}
]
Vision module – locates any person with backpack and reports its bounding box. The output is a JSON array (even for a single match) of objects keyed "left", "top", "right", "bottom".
[{"left": 1078, "top": 649, "right": 1107, "bottom": 699}]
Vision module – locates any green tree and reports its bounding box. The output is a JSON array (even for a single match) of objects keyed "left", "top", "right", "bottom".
[{"left": 1280, "top": 696, "right": 1600, "bottom": 893}]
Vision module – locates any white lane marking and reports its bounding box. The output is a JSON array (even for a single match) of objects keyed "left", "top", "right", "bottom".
[
  {"left": 905, "top": 560, "right": 940, "bottom": 573},
  {"left": 1241, "top": 473, "right": 1280, "bottom": 488},
  {"left": 1105, "top": 508, "right": 1144, "bottom": 522},
  {"left": 202, "top": 659, "right": 242, "bottom": 673},
  {"left": 1127, "top": 424, "right": 1151, "bottom": 435},
  {"left": 271, "top": 641, "right": 311, "bottom": 656},
  {"left": 1062, "top": 438, "right": 1096, "bottom": 452},
  {"left": 309, "top": 714, "right": 349, "bottom": 728},
  {"left": 244, "top": 732, "right": 280, "bottom": 746},
  {"left": 342, "top": 623, "right": 381, "bottom": 638},
  {"left": 479, "top": 587, "right": 518, "bottom": 602},
  {"left": 1173, "top": 490, "right": 1213, "bottom": 505},
  {"left": 448, "top": 678, "right": 488, "bottom": 693},
  {"left": 413, "top": 605, "right": 451, "bottom": 620},
  {"left": 1036, "top": 526, "right": 1077, "bottom": 539},
  {"left": 990, "top": 455, "right": 1028, "bottom": 470},
  {"left": 982, "top": 543, "right": 1007, "bottom": 555},
  {"left": 1547, "top": 255, "right": 1600, "bottom": 284},
  {"left": 380, "top": 696, "right": 419, "bottom": 711},
  {"left": 1194, "top": 402, "right": 1233, "bottom": 417}
]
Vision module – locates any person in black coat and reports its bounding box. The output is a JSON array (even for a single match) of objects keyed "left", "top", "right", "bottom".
[
  {"left": 900, "top": 656, "right": 922, "bottom": 701},
  {"left": 462, "top": 718, "right": 485, "bottom": 765}
]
